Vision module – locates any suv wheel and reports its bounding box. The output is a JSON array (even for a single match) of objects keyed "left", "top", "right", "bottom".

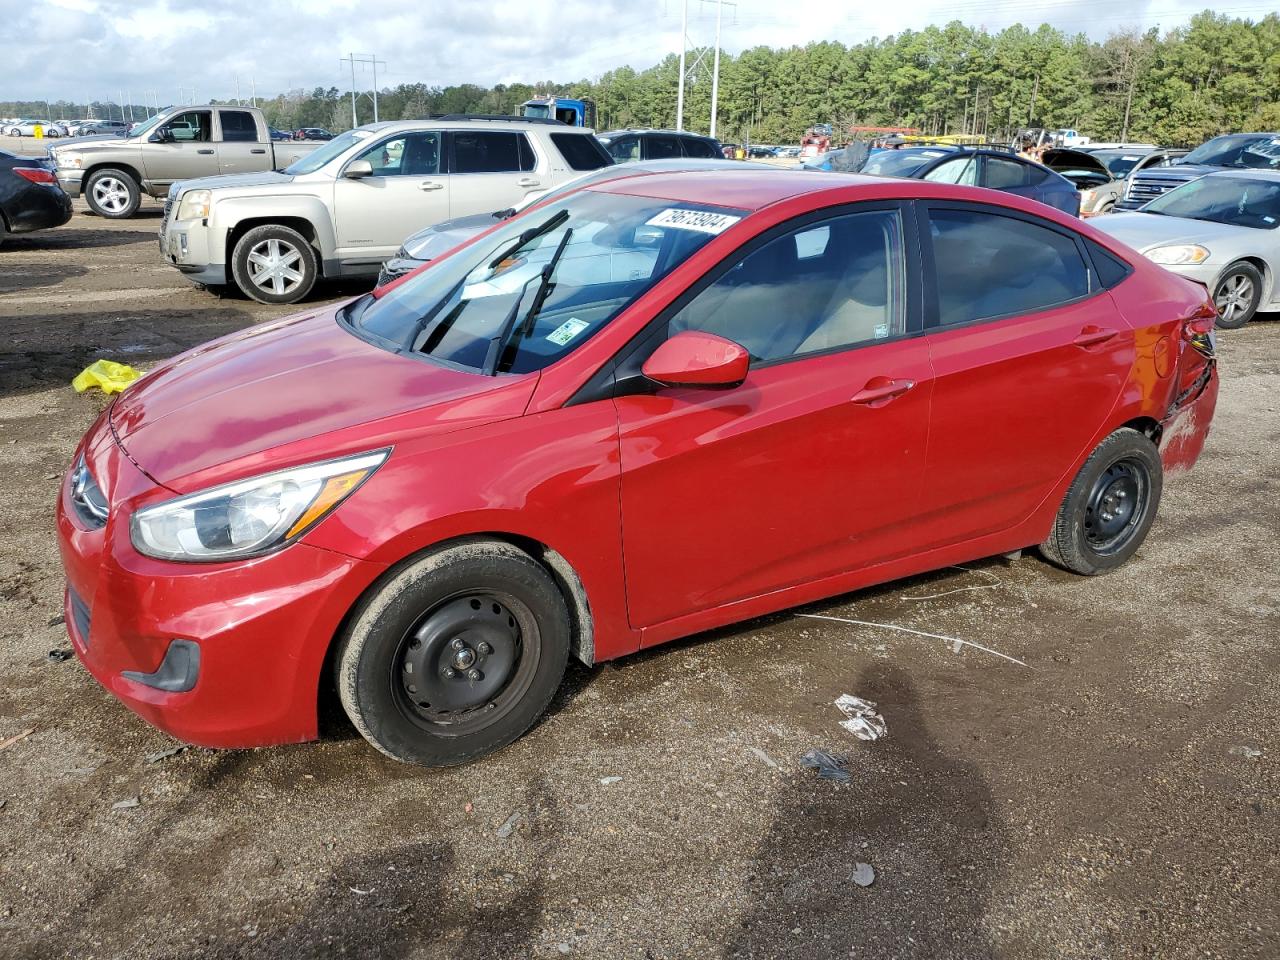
[
  {"left": 230, "top": 224, "right": 319, "bottom": 304},
  {"left": 1212, "top": 261, "right": 1263, "bottom": 330},
  {"left": 337, "top": 540, "right": 571, "bottom": 767},
  {"left": 84, "top": 168, "right": 140, "bottom": 218}
]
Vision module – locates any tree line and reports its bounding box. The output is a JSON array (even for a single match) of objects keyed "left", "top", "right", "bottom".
[{"left": 7, "top": 10, "right": 1278, "bottom": 147}]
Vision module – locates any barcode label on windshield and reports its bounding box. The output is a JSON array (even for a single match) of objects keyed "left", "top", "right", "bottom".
[{"left": 645, "top": 208, "right": 741, "bottom": 235}]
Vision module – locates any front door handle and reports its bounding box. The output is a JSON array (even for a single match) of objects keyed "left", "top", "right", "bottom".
[
  {"left": 1073, "top": 325, "right": 1119, "bottom": 348},
  {"left": 197, "top": 148, "right": 214, "bottom": 155},
  {"left": 250, "top": 148, "right": 266, "bottom": 155},
  {"left": 518, "top": 177, "right": 541, "bottom": 187},
  {"left": 418, "top": 181, "right": 445, "bottom": 191},
  {"left": 851, "top": 377, "right": 915, "bottom": 406}
]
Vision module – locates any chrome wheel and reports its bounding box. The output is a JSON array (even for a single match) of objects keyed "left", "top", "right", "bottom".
[
  {"left": 90, "top": 176, "right": 131, "bottom": 215},
  {"left": 1214, "top": 273, "right": 1254, "bottom": 324},
  {"left": 246, "top": 238, "right": 305, "bottom": 296}
]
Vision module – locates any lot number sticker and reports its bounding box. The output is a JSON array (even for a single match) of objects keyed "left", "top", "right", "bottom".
[
  {"left": 646, "top": 208, "right": 742, "bottom": 235},
  {"left": 547, "top": 317, "right": 590, "bottom": 346}
]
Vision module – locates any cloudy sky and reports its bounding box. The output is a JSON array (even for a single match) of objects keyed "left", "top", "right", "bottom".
[{"left": 2, "top": 0, "right": 1267, "bottom": 105}]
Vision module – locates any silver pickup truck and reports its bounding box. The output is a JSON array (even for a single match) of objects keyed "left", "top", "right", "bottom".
[{"left": 48, "top": 105, "right": 320, "bottom": 218}]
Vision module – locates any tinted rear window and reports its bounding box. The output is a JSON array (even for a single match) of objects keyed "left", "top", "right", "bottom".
[
  {"left": 219, "top": 110, "right": 258, "bottom": 142},
  {"left": 452, "top": 132, "right": 535, "bottom": 173},
  {"left": 1086, "top": 238, "right": 1132, "bottom": 289},
  {"left": 646, "top": 135, "right": 681, "bottom": 160},
  {"left": 550, "top": 132, "right": 612, "bottom": 170},
  {"left": 680, "top": 137, "right": 719, "bottom": 159}
]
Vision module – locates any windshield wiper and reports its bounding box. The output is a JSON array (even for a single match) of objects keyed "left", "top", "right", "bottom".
[
  {"left": 483, "top": 226, "right": 574, "bottom": 376},
  {"left": 487, "top": 209, "right": 569, "bottom": 269}
]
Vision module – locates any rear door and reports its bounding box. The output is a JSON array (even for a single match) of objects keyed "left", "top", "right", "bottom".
[
  {"left": 446, "top": 130, "right": 542, "bottom": 217},
  {"left": 979, "top": 154, "right": 1034, "bottom": 198},
  {"left": 615, "top": 204, "right": 934, "bottom": 631},
  {"left": 915, "top": 202, "right": 1135, "bottom": 548},
  {"left": 331, "top": 130, "right": 447, "bottom": 264},
  {"left": 643, "top": 134, "right": 682, "bottom": 161},
  {"left": 215, "top": 109, "right": 270, "bottom": 175}
]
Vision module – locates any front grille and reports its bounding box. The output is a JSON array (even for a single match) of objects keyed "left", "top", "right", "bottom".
[
  {"left": 1120, "top": 172, "right": 1197, "bottom": 209},
  {"left": 69, "top": 587, "right": 91, "bottom": 648},
  {"left": 162, "top": 197, "right": 173, "bottom": 220}
]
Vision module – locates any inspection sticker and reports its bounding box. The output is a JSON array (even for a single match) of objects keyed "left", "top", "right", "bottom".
[
  {"left": 645, "top": 208, "right": 742, "bottom": 235},
  {"left": 546, "top": 317, "right": 590, "bottom": 346}
]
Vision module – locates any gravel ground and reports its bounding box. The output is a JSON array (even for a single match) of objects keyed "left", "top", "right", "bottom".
[{"left": 0, "top": 139, "right": 1277, "bottom": 959}]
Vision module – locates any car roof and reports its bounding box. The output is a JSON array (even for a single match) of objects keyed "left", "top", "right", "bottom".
[
  {"left": 358, "top": 118, "right": 595, "bottom": 134},
  {"left": 588, "top": 169, "right": 887, "bottom": 210},
  {"left": 600, "top": 129, "right": 714, "bottom": 139}
]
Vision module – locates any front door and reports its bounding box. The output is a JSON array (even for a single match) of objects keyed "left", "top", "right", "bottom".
[
  {"left": 142, "top": 109, "right": 215, "bottom": 189},
  {"left": 616, "top": 206, "right": 933, "bottom": 630},
  {"left": 332, "top": 131, "right": 447, "bottom": 264},
  {"left": 916, "top": 202, "right": 1135, "bottom": 548}
]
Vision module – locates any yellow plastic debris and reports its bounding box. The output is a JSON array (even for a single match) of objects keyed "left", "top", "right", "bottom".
[{"left": 71, "top": 360, "right": 142, "bottom": 395}]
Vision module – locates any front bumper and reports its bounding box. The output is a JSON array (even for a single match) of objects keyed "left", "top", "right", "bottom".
[
  {"left": 159, "top": 217, "right": 227, "bottom": 286},
  {"left": 1157, "top": 260, "right": 1222, "bottom": 290},
  {"left": 56, "top": 418, "right": 386, "bottom": 748},
  {"left": 376, "top": 256, "right": 428, "bottom": 288},
  {"left": 55, "top": 170, "right": 83, "bottom": 199}
]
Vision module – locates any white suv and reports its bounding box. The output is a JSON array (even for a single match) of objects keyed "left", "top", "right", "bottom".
[{"left": 159, "top": 117, "right": 614, "bottom": 304}]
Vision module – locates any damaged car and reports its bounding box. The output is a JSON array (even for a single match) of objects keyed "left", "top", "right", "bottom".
[
  {"left": 58, "top": 170, "right": 1218, "bottom": 766},
  {"left": 1044, "top": 147, "right": 1187, "bottom": 217}
]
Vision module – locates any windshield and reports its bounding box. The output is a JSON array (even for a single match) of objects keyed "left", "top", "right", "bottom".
[
  {"left": 350, "top": 190, "right": 746, "bottom": 374},
  {"left": 128, "top": 113, "right": 166, "bottom": 139},
  {"left": 523, "top": 104, "right": 552, "bottom": 119},
  {"left": 1143, "top": 176, "right": 1280, "bottom": 229},
  {"left": 1181, "top": 134, "right": 1280, "bottom": 169},
  {"left": 862, "top": 149, "right": 950, "bottom": 177},
  {"left": 284, "top": 129, "right": 372, "bottom": 175}
]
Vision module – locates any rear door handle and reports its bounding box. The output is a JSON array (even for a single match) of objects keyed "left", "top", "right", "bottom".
[
  {"left": 851, "top": 377, "right": 915, "bottom": 406},
  {"left": 197, "top": 149, "right": 214, "bottom": 155},
  {"left": 518, "top": 177, "right": 541, "bottom": 187},
  {"left": 250, "top": 148, "right": 266, "bottom": 155},
  {"left": 418, "top": 181, "right": 445, "bottom": 191},
  {"left": 1073, "top": 325, "right": 1119, "bottom": 348}
]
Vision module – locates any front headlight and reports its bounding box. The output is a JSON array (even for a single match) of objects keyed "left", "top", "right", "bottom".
[
  {"left": 176, "top": 188, "right": 212, "bottom": 221},
  {"left": 1146, "top": 244, "right": 1210, "bottom": 266},
  {"left": 130, "top": 449, "right": 389, "bottom": 562},
  {"left": 58, "top": 154, "right": 83, "bottom": 169}
]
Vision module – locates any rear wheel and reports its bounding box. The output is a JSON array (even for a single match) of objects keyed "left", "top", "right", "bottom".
[
  {"left": 337, "top": 540, "right": 571, "bottom": 766},
  {"left": 230, "top": 224, "right": 318, "bottom": 304},
  {"left": 1040, "top": 428, "right": 1163, "bottom": 576},
  {"left": 84, "top": 168, "right": 140, "bottom": 218},
  {"left": 1212, "top": 261, "right": 1263, "bottom": 330}
]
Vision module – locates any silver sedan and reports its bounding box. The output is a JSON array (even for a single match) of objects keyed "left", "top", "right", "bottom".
[{"left": 1091, "top": 170, "right": 1280, "bottom": 328}]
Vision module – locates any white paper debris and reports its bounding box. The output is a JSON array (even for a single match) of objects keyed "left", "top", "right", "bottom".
[{"left": 835, "top": 694, "right": 888, "bottom": 741}]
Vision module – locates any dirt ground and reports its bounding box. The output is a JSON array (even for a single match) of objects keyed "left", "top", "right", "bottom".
[{"left": 0, "top": 136, "right": 1277, "bottom": 960}]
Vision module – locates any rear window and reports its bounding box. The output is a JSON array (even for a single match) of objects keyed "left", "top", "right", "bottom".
[
  {"left": 1085, "top": 238, "right": 1132, "bottom": 289},
  {"left": 452, "top": 132, "right": 535, "bottom": 173},
  {"left": 680, "top": 137, "right": 719, "bottom": 159},
  {"left": 646, "top": 135, "right": 681, "bottom": 160},
  {"left": 219, "top": 110, "right": 258, "bottom": 142},
  {"left": 550, "top": 132, "right": 612, "bottom": 171}
]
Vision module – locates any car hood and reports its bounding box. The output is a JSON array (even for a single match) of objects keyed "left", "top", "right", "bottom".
[
  {"left": 170, "top": 170, "right": 295, "bottom": 195},
  {"left": 109, "top": 307, "right": 536, "bottom": 491},
  {"left": 1092, "top": 211, "right": 1257, "bottom": 250},
  {"left": 1134, "top": 164, "right": 1217, "bottom": 179},
  {"left": 402, "top": 212, "right": 500, "bottom": 259},
  {"left": 1043, "top": 148, "right": 1113, "bottom": 178},
  {"left": 51, "top": 134, "right": 136, "bottom": 153}
]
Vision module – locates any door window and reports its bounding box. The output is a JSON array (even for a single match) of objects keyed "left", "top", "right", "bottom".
[
  {"left": 646, "top": 135, "right": 681, "bottom": 160},
  {"left": 927, "top": 208, "right": 1091, "bottom": 325},
  {"left": 668, "top": 209, "right": 906, "bottom": 362},
  {"left": 923, "top": 155, "right": 977, "bottom": 185},
  {"left": 603, "top": 136, "right": 639, "bottom": 162},
  {"left": 451, "top": 132, "right": 535, "bottom": 173},
  {"left": 164, "top": 111, "right": 210, "bottom": 142},
  {"left": 680, "top": 137, "right": 719, "bottom": 159},
  {"left": 219, "top": 110, "right": 258, "bottom": 142},
  {"left": 353, "top": 133, "right": 441, "bottom": 176},
  {"left": 983, "top": 157, "right": 1028, "bottom": 189},
  {"left": 550, "top": 132, "right": 612, "bottom": 170}
]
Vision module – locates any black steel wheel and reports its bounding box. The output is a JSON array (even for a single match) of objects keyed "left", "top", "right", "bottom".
[
  {"left": 1040, "top": 427, "right": 1163, "bottom": 575},
  {"left": 337, "top": 540, "right": 570, "bottom": 766}
]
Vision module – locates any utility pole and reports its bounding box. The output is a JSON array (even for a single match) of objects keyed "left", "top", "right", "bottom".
[
  {"left": 710, "top": 0, "right": 722, "bottom": 138},
  {"left": 235, "top": 75, "right": 241, "bottom": 106},
  {"left": 251, "top": 76, "right": 257, "bottom": 108},
  {"left": 341, "top": 53, "right": 386, "bottom": 127},
  {"left": 676, "top": 0, "right": 687, "bottom": 131}
]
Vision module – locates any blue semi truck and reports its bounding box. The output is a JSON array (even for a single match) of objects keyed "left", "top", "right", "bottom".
[{"left": 521, "top": 95, "right": 597, "bottom": 128}]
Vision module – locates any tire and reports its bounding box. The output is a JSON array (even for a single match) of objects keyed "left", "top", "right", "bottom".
[
  {"left": 338, "top": 540, "right": 571, "bottom": 767},
  {"left": 230, "top": 224, "right": 319, "bottom": 304},
  {"left": 84, "top": 168, "right": 140, "bottom": 218},
  {"left": 1212, "top": 261, "right": 1263, "bottom": 330},
  {"left": 0, "top": 215, "right": 7, "bottom": 248},
  {"left": 1039, "top": 428, "right": 1163, "bottom": 576}
]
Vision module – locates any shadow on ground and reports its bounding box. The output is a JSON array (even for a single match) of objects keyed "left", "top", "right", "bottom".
[{"left": 0, "top": 261, "right": 89, "bottom": 293}]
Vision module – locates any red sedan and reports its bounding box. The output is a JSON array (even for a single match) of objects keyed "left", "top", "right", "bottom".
[{"left": 57, "top": 171, "right": 1219, "bottom": 765}]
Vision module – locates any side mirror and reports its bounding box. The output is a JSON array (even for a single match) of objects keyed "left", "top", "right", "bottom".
[
  {"left": 642, "top": 331, "right": 750, "bottom": 389},
  {"left": 149, "top": 128, "right": 172, "bottom": 143},
  {"left": 344, "top": 159, "right": 373, "bottom": 179}
]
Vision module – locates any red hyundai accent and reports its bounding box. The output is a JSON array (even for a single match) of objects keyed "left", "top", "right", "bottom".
[{"left": 57, "top": 171, "right": 1219, "bottom": 765}]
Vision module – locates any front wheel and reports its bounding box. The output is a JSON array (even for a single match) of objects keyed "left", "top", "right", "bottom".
[
  {"left": 337, "top": 540, "right": 571, "bottom": 766},
  {"left": 84, "top": 168, "right": 140, "bottom": 218},
  {"left": 1039, "top": 428, "right": 1163, "bottom": 576},
  {"left": 230, "top": 224, "right": 319, "bottom": 304},
  {"left": 1212, "top": 261, "right": 1263, "bottom": 330}
]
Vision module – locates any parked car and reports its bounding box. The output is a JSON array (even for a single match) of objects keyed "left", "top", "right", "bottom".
[
  {"left": 47, "top": 105, "right": 322, "bottom": 219},
  {"left": 597, "top": 129, "right": 723, "bottom": 162},
  {"left": 857, "top": 145, "right": 1081, "bottom": 216},
  {"left": 376, "top": 157, "right": 775, "bottom": 286},
  {"left": 1116, "top": 132, "right": 1280, "bottom": 210},
  {"left": 4, "top": 119, "right": 66, "bottom": 137},
  {"left": 294, "top": 127, "right": 334, "bottom": 141},
  {"left": 160, "top": 117, "right": 615, "bottom": 303},
  {"left": 1094, "top": 170, "right": 1280, "bottom": 328},
  {"left": 74, "top": 119, "right": 131, "bottom": 136},
  {"left": 0, "top": 150, "right": 72, "bottom": 245},
  {"left": 1043, "top": 146, "right": 1185, "bottom": 216},
  {"left": 58, "top": 170, "right": 1219, "bottom": 766},
  {"left": 268, "top": 127, "right": 292, "bottom": 141}
]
